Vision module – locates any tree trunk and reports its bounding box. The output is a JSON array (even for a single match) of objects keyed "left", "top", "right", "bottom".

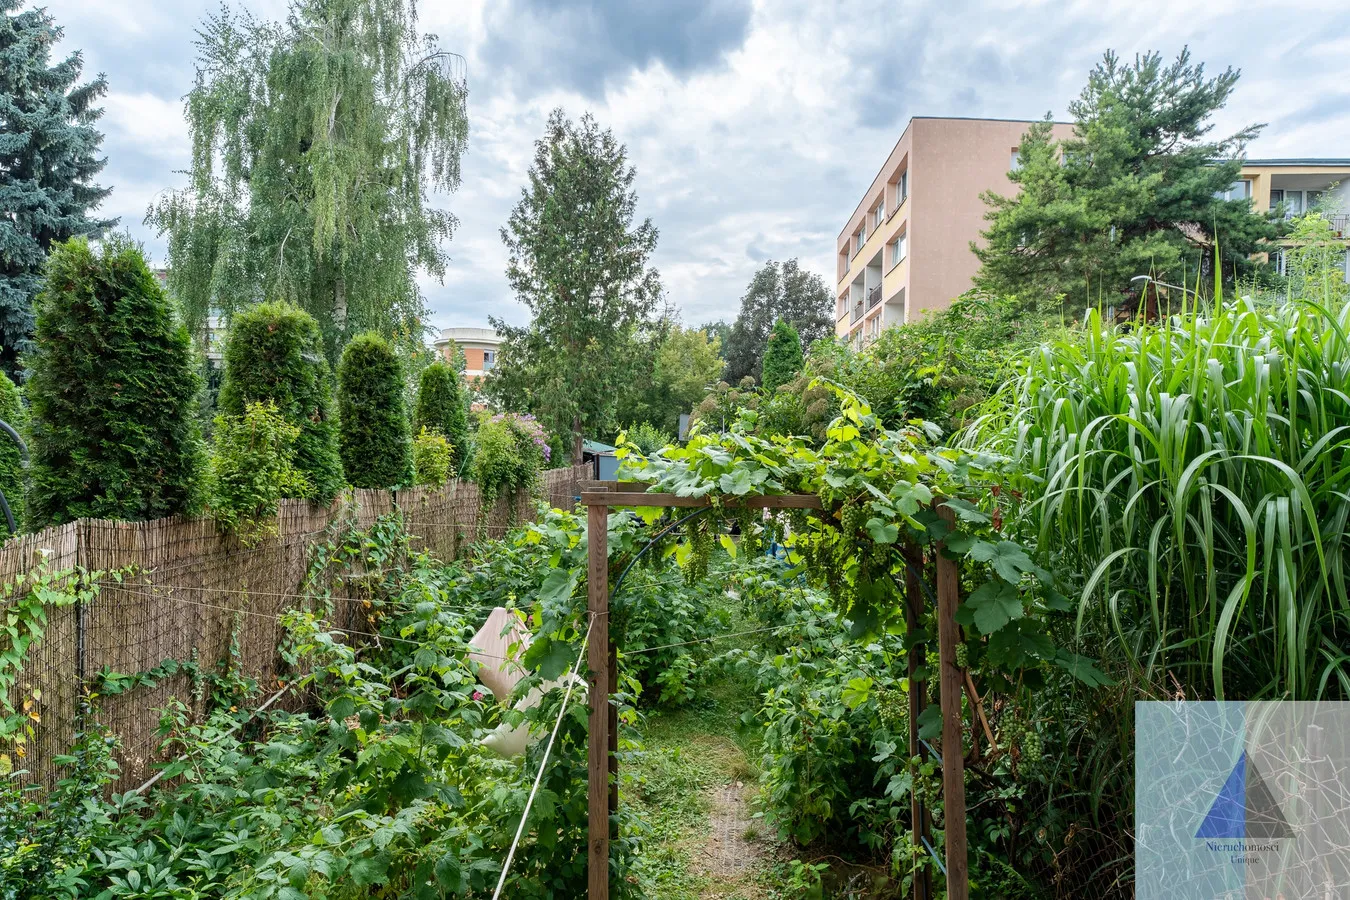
[
  {"left": 573, "top": 414, "right": 583, "bottom": 466},
  {"left": 334, "top": 277, "right": 348, "bottom": 336}
]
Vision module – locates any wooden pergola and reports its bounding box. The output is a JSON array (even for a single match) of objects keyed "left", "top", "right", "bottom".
[{"left": 580, "top": 486, "right": 969, "bottom": 900}]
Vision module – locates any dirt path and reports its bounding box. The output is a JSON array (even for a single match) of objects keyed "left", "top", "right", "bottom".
[{"left": 691, "top": 749, "right": 771, "bottom": 898}]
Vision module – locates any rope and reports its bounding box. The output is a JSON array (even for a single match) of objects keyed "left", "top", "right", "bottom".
[
  {"left": 93, "top": 580, "right": 392, "bottom": 608},
  {"left": 491, "top": 615, "right": 594, "bottom": 900},
  {"left": 625, "top": 621, "right": 805, "bottom": 655}
]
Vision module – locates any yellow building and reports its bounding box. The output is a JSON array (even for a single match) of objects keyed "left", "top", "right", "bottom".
[
  {"left": 1231, "top": 159, "right": 1350, "bottom": 277},
  {"left": 834, "top": 116, "right": 1074, "bottom": 346}
]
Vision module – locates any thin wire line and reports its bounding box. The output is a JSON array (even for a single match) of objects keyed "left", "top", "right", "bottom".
[
  {"left": 93, "top": 581, "right": 389, "bottom": 607},
  {"left": 491, "top": 615, "right": 594, "bottom": 900}
]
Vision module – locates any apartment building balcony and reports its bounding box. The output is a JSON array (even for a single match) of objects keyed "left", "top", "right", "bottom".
[{"left": 866, "top": 284, "right": 883, "bottom": 311}]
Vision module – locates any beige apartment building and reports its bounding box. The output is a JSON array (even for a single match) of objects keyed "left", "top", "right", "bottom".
[
  {"left": 1231, "top": 159, "right": 1350, "bottom": 277},
  {"left": 434, "top": 326, "right": 502, "bottom": 382},
  {"left": 835, "top": 117, "right": 1073, "bottom": 345}
]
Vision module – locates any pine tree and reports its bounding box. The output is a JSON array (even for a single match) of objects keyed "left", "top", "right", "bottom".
[
  {"left": 413, "top": 361, "right": 468, "bottom": 473},
  {"left": 217, "top": 302, "right": 344, "bottom": 502},
  {"left": 337, "top": 332, "right": 413, "bottom": 489},
  {"left": 147, "top": 0, "right": 469, "bottom": 360},
  {"left": 761, "top": 320, "right": 804, "bottom": 393},
  {"left": 0, "top": 371, "right": 24, "bottom": 536},
  {"left": 975, "top": 49, "right": 1279, "bottom": 308},
  {"left": 0, "top": 1, "right": 115, "bottom": 377},
  {"left": 26, "top": 237, "right": 205, "bottom": 528}
]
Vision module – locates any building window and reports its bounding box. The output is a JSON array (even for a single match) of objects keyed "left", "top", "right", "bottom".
[
  {"left": 855, "top": 225, "right": 865, "bottom": 255},
  {"left": 893, "top": 170, "right": 908, "bottom": 212},
  {"left": 874, "top": 202, "right": 884, "bottom": 228},
  {"left": 1215, "top": 180, "right": 1251, "bottom": 202},
  {"left": 1010, "top": 149, "right": 1021, "bottom": 171},
  {"left": 889, "top": 234, "right": 907, "bottom": 268},
  {"left": 482, "top": 350, "right": 495, "bottom": 371}
]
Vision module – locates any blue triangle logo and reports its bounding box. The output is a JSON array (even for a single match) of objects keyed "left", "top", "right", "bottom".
[{"left": 1195, "top": 751, "right": 1292, "bottom": 839}]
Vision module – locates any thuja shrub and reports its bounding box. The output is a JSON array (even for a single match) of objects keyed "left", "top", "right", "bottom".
[
  {"left": 761, "top": 319, "right": 804, "bottom": 393},
  {"left": 26, "top": 237, "right": 205, "bottom": 528},
  {"left": 0, "top": 373, "right": 25, "bottom": 538},
  {"left": 217, "top": 302, "right": 344, "bottom": 502},
  {"left": 337, "top": 332, "right": 413, "bottom": 489},
  {"left": 412, "top": 427, "right": 452, "bottom": 487},
  {"left": 209, "top": 401, "right": 309, "bottom": 544},
  {"left": 413, "top": 361, "right": 469, "bottom": 473}
]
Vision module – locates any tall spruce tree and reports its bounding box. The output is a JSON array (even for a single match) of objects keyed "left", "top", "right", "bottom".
[
  {"left": 488, "top": 109, "right": 662, "bottom": 462},
  {"left": 722, "top": 259, "right": 831, "bottom": 384},
  {"left": 975, "top": 49, "right": 1279, "bottom": 308},
  {"left": 147, "top": 0, "right": 469, "bottom": 360},
  {"left": 337, "top": 332, "right": 413, "bottom": 489},
  {"left": 0, "top": 1, "right": 115, "bottom": 377},
  {"left": 413, "top": 361, "right": 468, "bottom": 472},
  {"left": 217, "top": 302, "right": 344, "bottom": 502},
  {"left": 26, "top": 237, "right": 204, "bottom": 528}
]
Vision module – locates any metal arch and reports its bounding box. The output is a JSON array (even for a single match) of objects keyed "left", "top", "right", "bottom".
[{"left": 0, "top": 418, "right": 28, "bottom": 536}]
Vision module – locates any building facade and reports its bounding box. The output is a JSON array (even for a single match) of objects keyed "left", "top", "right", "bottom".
[
  {"left": 1232, "top": 159, "right": 1350, "bottom": 279},
  {"left": 835, "top": 117, "right": 1074, "bottom": 346},
  {"left": 435, "top": 327, "right": 502, "bottom": 381}
]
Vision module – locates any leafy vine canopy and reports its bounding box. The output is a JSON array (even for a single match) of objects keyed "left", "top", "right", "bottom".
[{"left": 617, "top": 383, "right": 1112, "bottom": 694}]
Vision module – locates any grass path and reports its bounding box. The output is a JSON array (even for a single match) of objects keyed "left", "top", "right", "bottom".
[{"left": 629, "top": 673, "right": 780, "bottom": 899}]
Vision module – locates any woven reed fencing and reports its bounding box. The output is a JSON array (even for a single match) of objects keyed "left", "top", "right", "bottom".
[{"left": 1, "top": 464, "right": 592, "bottom": 792}]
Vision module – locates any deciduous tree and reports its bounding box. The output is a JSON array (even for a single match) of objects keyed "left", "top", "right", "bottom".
[
  {"left": 489, "top": 109, "right": 661, "bottom": 460},
  {"left": 147, "top": 0, "right": 469, "bottom": 359},
  {"left": 723, "top": 259, "right": 832, "bottom": 384},
  {"left": 0, "top": 1, "right": 114, "bottom": 376}
]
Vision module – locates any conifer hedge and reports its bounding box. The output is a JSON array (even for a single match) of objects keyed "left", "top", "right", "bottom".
[
  {"left": 337, "top": 332, "right": 413, "bottom": 489},
  {"left": 0, "top": 373, "right": 26, "bottom": 537},
  {"left": 413, "top": 361, "right": 469, "bottom": 473},
  {"left": 26, "top": 237, "right": 205, "bottom": 528},
  {"left": 761, "top": 319, "right": 804, "bottom": 393},
  {"left": 218, "top": 302, "right": 344, "bottom": 502}
]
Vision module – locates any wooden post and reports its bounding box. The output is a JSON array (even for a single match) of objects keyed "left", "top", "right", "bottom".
[
  {"left": 934, "top": 503, "right": 969, "bottom": 900},
  {"left": 904, "top": 542, "right": 933, "bottom": 900},
  {"left": 587, "top": 501, "right": 610, "bottom": 900}
]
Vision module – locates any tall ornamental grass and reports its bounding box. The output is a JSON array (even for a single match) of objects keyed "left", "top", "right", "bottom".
[{"left": 968, "top": 297, "right": 1350, "bottom": 701}]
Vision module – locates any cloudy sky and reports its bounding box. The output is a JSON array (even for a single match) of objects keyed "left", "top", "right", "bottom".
[{"left": 43, "top": 0, "right": 1350, "bottom": 334}]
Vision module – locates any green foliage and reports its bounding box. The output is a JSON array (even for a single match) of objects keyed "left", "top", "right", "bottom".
[
  {"left": 1282, "top": 210, "right": 1350, "bottom": 303},
  {"left": 615, "top": 323, "right": 725, "bottom": 437},
  {"left": 208, "top": 401, "right": 309, "bottom": 544},
  {"left": 760, "top": 320, "right": 803, "bottom": 393},
  {"left": 146, "top": 0, "right": 469, "bottom": 357},
  {"left": 413, "top": 361, "right": 469, "bottom": 473},
  {"left": 412, "top": 426, "right": 452, "bottom": 487},
  {"left": 968, "top": 298, "right": 1350, "bottom": 702},
  {"left": 217, "top": 302, "right": 344, "bottom": 502},
  {"left": 622, "top": 422, "right": 673, "bottom": 457},
  {"left": 723, "top": 259, "right": 833, "bottom": 385},
  {"left": 471, "top": 413, "right": 548, "bottom": 530},
  {"left": 337, "top": 331, "right": 413, "bottom": 489},
  {"left": 0, "top": 372, "right": 24, "bottom": 537},
  {"left": 975, "top": 49, "right": 1279, "bottom": 309},
  {"left": 0, "top": 0, "right": 115, "bottom": 377},
  {"left": 488, "top": 110, "right": 662, "bottom": 459},
  {"left": 26, "top": 237, "right": 205, "bottom": 529}
]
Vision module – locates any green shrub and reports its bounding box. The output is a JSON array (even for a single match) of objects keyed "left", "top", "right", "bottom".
[
  {"left": 623, "top": 421, "right": 673, "bottom": 456},
  {"left": 26, "top": 236, "right": 205, "bottom": 528},
  {"left": 217, "top": 302, "right": 344, "bottom": 502},
  {"left": 412, "top": 427, "right": 452, "bottom": 487},
  {"left": 209, "top": 401, "right": 309, "bottom": 544},
  {"left": 413, "top": 362, "right": 469, "bottom": 474},
  {"left": 337, "top": 332, "right": 413, "bottom": 489},
  {"left": 471, "top": 413, "right": 548, "bottom": 529},
  {"left": 0, "top": 374, "right": 25, "bottom": 538},
  {"left": 761, "top": 319, "right": 803, "bottom": 392}
]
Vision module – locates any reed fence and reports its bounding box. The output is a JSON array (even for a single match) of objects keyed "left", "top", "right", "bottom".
[{"left": 1, "top": 464, "right": 592, "bottom": 792}]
